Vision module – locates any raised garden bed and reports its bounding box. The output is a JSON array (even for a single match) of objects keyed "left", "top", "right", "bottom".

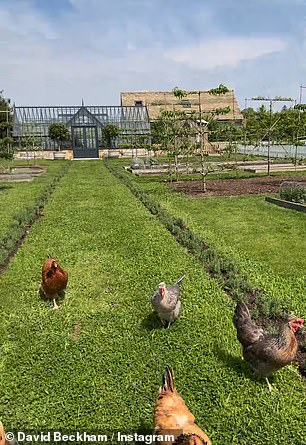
[
  {"left": 126, "top": 160, "right": 298, "bottom": 177},
  {"left": 0, "top": 165, "right": 47, "bottom": 182},
  {"left": 244, "top": 164, "right": 306, "bottom": 174},
  {"left": 265, "top": 196, "right": 306, "bottom": 213}
]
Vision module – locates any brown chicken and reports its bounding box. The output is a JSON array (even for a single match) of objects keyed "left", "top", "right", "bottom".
[
  {"left": 41, "top": 256, "right": 68, "bottom": 309},
  {"left": 153, "top": 366, "right": 212, "bottom": 445},
  {"left": 233, "top": 301, "right": 304, "bottom": 391},
  {"left": 0, "top": 422, "right": 17, "bottom": 445}
]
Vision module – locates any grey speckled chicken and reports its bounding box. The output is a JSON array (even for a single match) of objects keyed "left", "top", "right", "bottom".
[
  {"left": 233, "top": 301, "right": 304, "bottom": 392},
  {"left": 151, "top": 275, "right": 185, "bottom": 327}
]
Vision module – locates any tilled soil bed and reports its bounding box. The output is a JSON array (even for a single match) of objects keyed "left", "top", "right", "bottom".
[{"left": 169, "top": 175, "right": 306, "bottom": 197}]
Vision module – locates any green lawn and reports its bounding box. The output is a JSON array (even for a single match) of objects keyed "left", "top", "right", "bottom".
[
  {"left": 112, "top": 159, "right": 306, "bottom": 277},
  {"left": 1, "top": 161, "right": 306, "bottom": 445},
  {"left": 0, "top": 161, "right": 69, "bottom": 270},
  {"left": 0, "top": 161, "right": 67, "bottom": 241},
  {"left": 145, "top": 191, "right": 306, "bottom": 279},
  {"left": 112, "top": 158, "right": 306, "bottom": 318}
]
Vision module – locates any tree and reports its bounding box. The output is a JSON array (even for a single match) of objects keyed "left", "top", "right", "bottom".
[
  {"left": 241, "top": 104, "right": 306, "bottom": 147},
  {"left": 20, "top": 124, "right": 43, "bottom": 163},
  {"left": 0, "top": 91, "right": 13, "bottom": 159},
  {"left": 152, "top": 84, "right": 232, "bottom": 185},
  {"left": 208, "top": 120, "right": 243, "bottom": 144},
  {"left": 172, "top": 87, "right": 187, "bottom": 100},
  {"left": 103, "top": 124, "right": 121, "bottom": 148},
  {"left": 208, "top": 84, "right": 230, "bottom": 95},
  {"left": 151, "top": 109, "right": 197, "bottom": 181},
  {"left": 194, "top": 101, "right": 231, "bottom": 192},
  {"left": 0, "top": 137, "right": 14, "bottom": 160},
  {"left": 48, "top": 123, "right": 70, "bottom": 150}
]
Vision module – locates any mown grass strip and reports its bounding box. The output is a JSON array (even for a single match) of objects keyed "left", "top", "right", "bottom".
[
  {"left": 0, "top": 161, "right": 70, "bottom": 272},
  {"left": 105, "top": 161, "right": 266, "bottom": 301},
  {"left": 106, "top": 159, "right": 306, "bottom": 301},
  {"left": 105, "top": 160, "right": 306, "bottom": 376},
  {"left": 127, "top": 171, "right": 306, "bottom": 305}
]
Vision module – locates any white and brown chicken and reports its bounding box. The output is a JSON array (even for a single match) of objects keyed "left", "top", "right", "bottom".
[{"left": 151, "top": 276, "right": 185, "bottom": 328}]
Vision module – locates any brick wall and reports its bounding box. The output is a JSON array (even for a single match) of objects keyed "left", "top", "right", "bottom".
[{"left": 121, "top": 90, "right": 243, "bottom": 122}]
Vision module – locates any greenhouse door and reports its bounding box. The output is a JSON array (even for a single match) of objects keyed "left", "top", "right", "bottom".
[{"left": 72, "top": 125, "right": 99, "bottom": 159}]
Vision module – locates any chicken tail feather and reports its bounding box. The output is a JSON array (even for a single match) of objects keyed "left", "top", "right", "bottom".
[
  {"left": 233, "top": 301, "right": 264, "bottom": 346},
  {"left": 233, "top": 301, "right": 250, "bottom": 327},
  {"left": 162, "top": 365, "right": 175, "bottom": 392},
  {"left": 175, "top": 275, "right": 185, "bottom": 286}
]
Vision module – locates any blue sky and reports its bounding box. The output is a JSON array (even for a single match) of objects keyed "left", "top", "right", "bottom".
[{"left": 1, "top": 0, "right": 306, "bottom": 109}]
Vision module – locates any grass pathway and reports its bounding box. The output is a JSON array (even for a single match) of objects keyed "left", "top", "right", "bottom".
[
  {"left": 121, "top": 168, "right": 306, "bottom": 317},
  {"left": 0, "top": 161, "right": 68, "bottom": 269},
  {"left": 0, "top": 162, "right": 67, "bottom": 242},
  {"left": 0, "top": 162, "right": 306, "bottom": 445}
]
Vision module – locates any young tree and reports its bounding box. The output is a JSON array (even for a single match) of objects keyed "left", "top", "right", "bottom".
[
  {"left": 20, "top": 125, "right": 43, "bottom": 163},
  {"left": 103, "top": 123, "right": 121, "bottom": 148},
  {"left": 48, "top": 123, "right": 70, "bottom": 150},
  {"left": 194, "top": 84, "right": 231, "bottom": 192},
  {"left": 151, "top": 109, "right": 197, "bottom": 181},
  {"left": 195, "top": 108, "right": 230, "bottom": 192},
  {"left": 208, "top": 84, "right": 230, "bottom": 95},
  {"left": 0, "top": 91, "right": 13, "bottom": 159},
  {"left": 153, "top": 84, "right": 233, "bottom": 185},
  {"left": 172, "top": 87, "right": 187, "bottom": 100}
]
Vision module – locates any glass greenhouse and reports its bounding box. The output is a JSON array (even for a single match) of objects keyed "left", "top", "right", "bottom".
[{"left": 12, "top": 104, "right": 151, "bottom": 158}]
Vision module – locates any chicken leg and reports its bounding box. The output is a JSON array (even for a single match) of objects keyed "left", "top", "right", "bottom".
[
  {"left": 53, "top": 297, "right": 59, "bottom": 310},
  {"left": 266, "top": 377, "right": 273, "bottom": 392}
]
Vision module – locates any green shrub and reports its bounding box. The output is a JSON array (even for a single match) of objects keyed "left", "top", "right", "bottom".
[{"left": 280, "top": 182, "right": 306, "bottom": 203}]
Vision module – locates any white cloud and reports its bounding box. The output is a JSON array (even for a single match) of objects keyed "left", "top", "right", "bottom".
[
  {"left": 0, "top": 2, "right": 57, "bottom": 39},
  {"left": 0, "top": 0, "right": 303, "bottom": 108},
  {"left": 165, "top": 37, "right": 287, "bottom": 70},
  {"left": 0, "top": 1, "right": 188, "bottom": 104}
]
